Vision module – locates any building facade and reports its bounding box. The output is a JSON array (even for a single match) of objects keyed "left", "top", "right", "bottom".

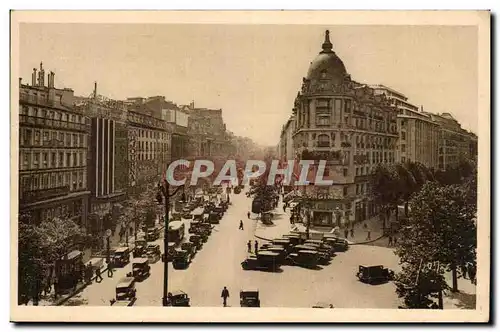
[
  {"left": 278, "top": 115, "right": 296, "bottom": 161},
  {"left": 75, "top": 91, "right": 128, "bottom": 236},
  {"left": 371, "top": 85, "right": 440, "bottom": 169},
  {"left": 289, "top": 31, "right": 399, "bottom": 227},
  {"left": 18, "top": 63, "right": 90, "bottom": 227},
  {"left": 427, "top": 112, "right": 474, "bottom": 170}
]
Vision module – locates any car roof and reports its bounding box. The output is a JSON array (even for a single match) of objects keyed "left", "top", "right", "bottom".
[
  {"left": 298, "top": 250, "right": 318, "bottom": 254},
  {"left": 133, "top": 257, "right": 149, "bottom": 264},
  {"left": 170, "top": 290, "right": 186, "bottom": 296},
  {"left": 241, "top": 289, "right": 259, "bottom": 293},
  {"left": 114, "top": 247, "right": 129, "bottom": 253},
  {"left": 257, "top": 251, "right": 280, "bottom": 256},
  {"left": 117, "top": 277, "right": 135, "bottom": 287}
]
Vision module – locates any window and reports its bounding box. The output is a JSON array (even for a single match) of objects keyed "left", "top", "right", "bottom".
[
  {"left": 59, "top": 132, "right": 64, "bottom": 143},
  {"left": 59, "top": 152, "right": 64, "bottom": 167},
  {"left": 402, "top": 157, "right": 406, "bottom": 163},
  {"left": 34, "top": 130, "right": 41, "bottom": 145},
  {"left": 51, "top": 152, "right": 56, "bottom": 167},
  {"left": 80, "top": 134, "right": 84, "bottom": 147},
  {"left": 23, "top": 153, "right": 30, "bottom": 166},
  {"left": 73, "top": 134, "right": 78, "bottom": 147},
  {"left": 73, "top": 153, "right": 77, "bottom": 166},
  {"left": 23, "top": 129, "right": 32, "bottom": 145},
  {"left": 343, "top": 186, "right": 348, "bottom": 196},
  {"left": 355, "top": 167, "right": 359, "bottom": 176},
  {"left": 32, "top": 175, "right": 39, "bottom": 189},
  {"left": 58, "top": 173, "right": 63, "bottom": 185},
  {"left": 401, "top": 132, "right": 406, "bottom": 140},
  {"left": 317, "top": 134, "right": 330, "bottom": 147},
  {"left": 43, "top": 131, "right": 49, "bottom": 144},
  {"left": 51, "top": 173, "right": 56, "bottom": 187},
  {"left": 79, "top": 152, "right": 84, "bottom": 166},
  {"left": 66, "top": 134, "right": 71, "bottom": 146},
  {"left": 401, "top": 144, "right": 406, "bottom": 153},
  {"left": 356, "top": 184, "right": 359, "bottom": 195},
  {"left": 42, "top": 152, "right": 48, "bottom": 167},
  {"left": 66, "top": 153, "right": 71, "bottom": 167},
  {"left": 316, "top": 115, "right": 330, "bottom": 126},
  {"left": 343, "top": 168, "right": 348, "bottom": 176}
]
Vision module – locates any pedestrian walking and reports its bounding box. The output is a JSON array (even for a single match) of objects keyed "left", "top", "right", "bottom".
[
  {"left": 283, "top": 204, "right": 286, "bottom": 212},
  {"left": 247, "top": 212, "right": 251, "bottom": 219},
  {"left": 239, "top": 220, "right": 244, "bottom": 230},
  {"left": 388, "top": 235, "right": 393, "bottom": 246},
  {"left": 363, "top": 223, "right": 368, "bottom": 229},
  {"left": 393, "top": 237, "right": 398, "bottom": 246},
  {"left": 107, "top": 260, "right": 114, "bottom": 278},
  {"left": 366, "top": 231, "right": 371, "bottom": 241},
  {"left": 350, "top": 228, "right": 354, "bottom": 238},
  {"left": 221, "top": 286, "right": 230, "bottom": 307},
  {"left": 247, "top": 240, "right": 252, "bottom": 253},
  {"left": 95, "top": 267, "right": 103, "bottom": 283},
  {"left": 254, "top": 240, "right": 259, "bottom": 254},
  {"left": 344, "top": 228, "right": 349, "bottom": 239}
]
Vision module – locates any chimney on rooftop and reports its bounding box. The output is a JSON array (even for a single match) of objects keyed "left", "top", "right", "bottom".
[
  {"left": 32, "top": 68, "right": 37, "bottom": 86},
  {"left": 38, "top": 62, "right": 45, "bottom": 87},
  {"left": 48, "top": 71, "right": 55, "bottom": 88}
]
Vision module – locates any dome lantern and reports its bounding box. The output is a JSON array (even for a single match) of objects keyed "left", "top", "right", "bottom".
[{"left": 320, "top": 30, "right": 334, "bottom": 54}]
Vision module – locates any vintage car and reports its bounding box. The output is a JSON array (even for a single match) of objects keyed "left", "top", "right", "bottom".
[
  {"left": 130, "top": 257, "right": 150, "bottom": 280},
  {"left": 172, "top": 250, "right": 192, "bottom": 269},
  {"left": 146, "top": 227, "right": 160, "bottom": 242},
  {"left": 324, "top": 237, "right": 349, "bottom": 252},
  {"left": 282, "top": 234, "right": 302, "bottom": 246},
  {"left": 113, "top": 247, "right": 131, "bottom": 267},
  {"left": 166, "top": 290, "right": 191, "bottom": 307},
  {"left": 241, "top": 251, "right": 281, "bottom": 271},
  {"left": 133, "top": 238, "right": 148, "bottom": 258},
  {"left": 115, "top": 277, "right": 136, "bottom": 301},
  {"left": 195, "top": 228, "right": 210, "bottom": 242},
  {"left": 240, "top": 289, "right": 260, "bottom": 307},
  {"left": 286, "top": 250, "right": 319, "bottom": 268},
  {"left": 189, "top": 234, "right": 203, "bottom": 250},
  {"left": 189, "top": 220, "right": 201, "bottom": 233},
  {"left": 181, "top": 242, "right": 197, "bottom": 259},
  {"left": 271, "top": 238, "right": 292, "bottom": 251},
  {"left": 356, "top": 265, "right": 395, "bottom": 284},
  {"left": 208, "top": 212, "right": 221, "bottom": 224},
  {"left": 213, "top": 206, "right": 225, "bottom": 217},
  {"left": 261, "top": 245, "right": 287, "bottom": 263},
  {"left": 146, "top": 244, "right": 161, "bottom": 263}
]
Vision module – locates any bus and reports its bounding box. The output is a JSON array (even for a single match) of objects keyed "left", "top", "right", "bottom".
[{"left": 168, "top": 220, "right": 185, "bottom": 244}]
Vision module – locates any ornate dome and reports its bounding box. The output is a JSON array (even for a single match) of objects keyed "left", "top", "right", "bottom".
[{"left": 306, "top": 30, "right": 347, "bottom": 85}]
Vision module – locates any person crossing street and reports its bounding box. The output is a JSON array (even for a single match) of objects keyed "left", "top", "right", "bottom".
[
  {"left": 247, "top": 240, "right": 252, "bottom": 253},
  {"left": 254, "top": 240, "right": 259, "bottom": 254},
  {"left": 221, "top": 286, "right": 230, "bottom": 307},
  {"left": 239, "top": 220, "right": 244, "bottom": 230}
]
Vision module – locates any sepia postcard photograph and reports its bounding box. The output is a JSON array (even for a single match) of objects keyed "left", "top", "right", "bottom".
[{"left": 9, "top": 10, "right": 490, "bottom": 323}]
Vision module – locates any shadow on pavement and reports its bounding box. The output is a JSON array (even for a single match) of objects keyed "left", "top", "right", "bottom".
[{"left": 448, "top": 290, "right": 476, "bottom": 309}]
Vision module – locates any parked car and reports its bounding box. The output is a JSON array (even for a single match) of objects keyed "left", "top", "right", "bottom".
[
  {"left": 356, "top": 265, "right": 394, "bottom": 284},
  {"left": 146, "top": 227, "right": 160, "bottom": 242},
  {"left": 286, "top": 250, "right": 319, "bottom": 268},
  {"left": 146, "top": 244, "right": 161, "bottom": 263},
  {"left": 113, "top": 247, "right": 131, "bottom": 267},
  {"left": 181, "top": 242, "right": 197, "bottom": 259},
  {"left": 240, "top": 289, "right": 260, "bottom": 307},
  {"left": 133, "top": 238, "right": 148, "bottom": 258},
  {"left": 172, "top": 250, "right": 192, "bottom": 269},
  {"left": 166, "top": 290, "right": 190, "bottom": 307},
  {"left": 130, "top": 257, "right": 150, "bottom": 281},
  {"left": 241, "top": 251, "right": 281, "bottom": 271},
  {"left": 189, "top": 234, "right": 203, "bottom": 251}
]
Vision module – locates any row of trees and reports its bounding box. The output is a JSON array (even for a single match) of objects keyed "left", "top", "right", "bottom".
[
  {"left": 369, "top": 157, "right": 477, "bottom": 308},
  {"left": 18, "top": 213, "right": 87, "bottom": 305}
]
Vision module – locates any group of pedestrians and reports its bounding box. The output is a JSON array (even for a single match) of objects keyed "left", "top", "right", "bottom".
[{"left": 247, "top": 240, "right": 259, "bottom": 254}]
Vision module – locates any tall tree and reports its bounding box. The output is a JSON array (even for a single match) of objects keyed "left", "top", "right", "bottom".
[
  {"left": 370, "top": 164, "right": 399, "bottom": 228},
  {"left": 395, "top": 181, "right": 477, "bottom": 294},
  {"left": 18, "top": 214, "right": 84, "bottom": 305}
]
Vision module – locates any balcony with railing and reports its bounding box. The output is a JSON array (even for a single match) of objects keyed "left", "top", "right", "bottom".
[
  {"left": 20, "top": 185, "right": 70, "bottom": 204},
  {"left": 19, "top": 115, "right": 89, "bottom": 132}
]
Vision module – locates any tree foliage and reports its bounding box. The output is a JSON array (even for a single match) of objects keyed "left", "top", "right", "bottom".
[
  {"left": 394, "top": 181, "right": 477, "bottom": 306},
  {"left": 18, "top": 213, "right": 84, "bottom": 305}
]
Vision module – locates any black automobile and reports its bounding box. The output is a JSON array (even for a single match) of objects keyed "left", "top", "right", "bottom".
[
  {"left": 240, "top": 289, "right": 260, "bottom": 307},
  {"left": 131, "top": 257, "right": 150, "bottom": 280},
  {"left": 146, "top": 227, "right": 160, "bottom": 242},
  {"left": 356, "top": 265, "right": 394, "bottom": 284},
  {"left": 241, "top": 251, "right": 281, "bottom": 271},
  {"left": 166, "top": 290, "right": 190, "bottom": 307},
  {"left": 189, "top": 235, "right": 203, "bottom": 251},
  {"left": 181, "top": 242, "right": 197, "bottom": 259},
  {"left": 172, "top": 250, "right": 192, "bottom": 269}
]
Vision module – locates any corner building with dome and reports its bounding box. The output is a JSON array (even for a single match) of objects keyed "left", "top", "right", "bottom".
[{"left": 284, "top": 30, "right": 400, "bottom": 228}]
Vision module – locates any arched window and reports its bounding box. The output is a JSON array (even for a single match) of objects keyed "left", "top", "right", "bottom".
[{"left": 317, "top": 134, "right": 330, "bottom": 147}]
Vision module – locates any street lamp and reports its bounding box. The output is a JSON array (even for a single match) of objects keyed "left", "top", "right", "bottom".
[{"left": 156, "top": 178, "right": 184, "bottom": 307}]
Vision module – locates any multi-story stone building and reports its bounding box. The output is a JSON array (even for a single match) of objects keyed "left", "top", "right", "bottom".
[
  {"left": 371, "top": 85, "right": 440, "bottom": 169},
  {"left": 18, "top": 63, "right": 90, "bottom": 227},
  {"left": 75, "top": 86, "right": 128, "bottom": 236},
  {"left": 426, "top": 112, "right": 474, "bottom": 170},
  {"left": 126, "top": 102, "right": 171, "bottom": 194},
  {"left": 288, "top": 31, "right": 399, "bottom": 227},
  {"left": 278, "top": 115, "right": 296, "bottom": 161}
]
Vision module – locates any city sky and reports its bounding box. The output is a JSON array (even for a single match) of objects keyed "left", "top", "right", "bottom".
[{"left": 19, "top": 23, "right": 478, "bottom": 146}]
